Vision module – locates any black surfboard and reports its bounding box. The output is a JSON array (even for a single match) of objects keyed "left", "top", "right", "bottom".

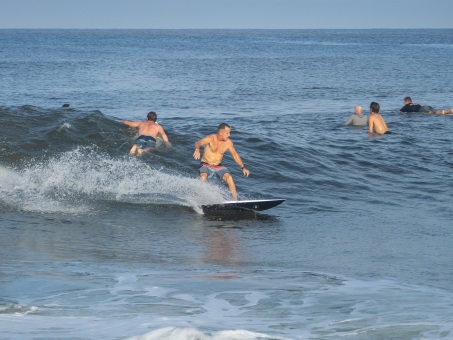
[{"left": 201, "top": 198, "right": 285, "bottom": 214}]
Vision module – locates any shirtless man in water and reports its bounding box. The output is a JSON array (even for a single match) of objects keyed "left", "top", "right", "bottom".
[
  {"left": 123, "top": 111, "right": 171, "bottom": 156},
  {"left": 368, "top": 102, "right": 390, "bottom": 135},
  {"left": 193, "top": 123, "right": 250, "bottom": 200}
]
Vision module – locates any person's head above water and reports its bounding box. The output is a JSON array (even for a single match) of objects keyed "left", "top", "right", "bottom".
[
  {"left": 370, "top": 102, "right": 380, "bottom": 114},
  {"left": 354, "top": 105, "right": 363, "bottom": 115},
  {"left": 404, "top": 97, "right": 412, "bottom": 104},
  {"left": 147, "top": 111, "right": 157, "bottom": 122}
]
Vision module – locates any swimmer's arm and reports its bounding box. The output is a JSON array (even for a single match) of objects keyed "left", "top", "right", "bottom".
[
  {"left": 193, "top": 135, "right": 213, "bottom": 159},
  {"left": 344, "top": 116, "right": 353, "bottom": 126},
  {"left": 158, "top": 126, "right": 171, "bottom": 147},
  {"left": 122, "top": 120, "right": 141, "bottom": 128},
  {"left": 368, "top": 117, "right": 374, "bottom": 134}
]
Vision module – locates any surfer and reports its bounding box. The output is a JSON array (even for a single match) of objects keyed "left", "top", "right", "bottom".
[
  {"left": 122, "top": 111, "right": 171, "bottom": 156},
  {"left": 344, "top": 105, "right": 368, "bottom": 126},
  {"left": 193, "top": 123, "right": 250, "bottom": 201},
  {"left": 368, "top": 102, "right": 390, "bottom": 135},
  {"left": 400, "top": 97, "right": 453, "bottom": 114}
]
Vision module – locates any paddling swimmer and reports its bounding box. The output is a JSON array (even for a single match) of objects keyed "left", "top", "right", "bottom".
[
  {"left": 400, "top": 97, "right": 453, "bottom": 115},
  {"left": 193, "top": 123, "right": 250, "bottom": 201},
  {"left": 368, "top": 102, "right": 390, "bottom": 135},
  {"left": 122, "top": 111, "right": 171, "bottom": 156}
]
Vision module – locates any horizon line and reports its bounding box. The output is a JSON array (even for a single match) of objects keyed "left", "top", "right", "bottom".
[{"left": 1, "top": 27, "right": 452, "bottom": 30}]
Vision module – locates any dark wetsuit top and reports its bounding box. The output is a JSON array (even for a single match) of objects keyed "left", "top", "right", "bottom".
[
  {"left": 400, "top": 104, "right": 421, "bottom": 112},
  {"left": 400, "top": 104, "right": 435, "bottom": 113}
]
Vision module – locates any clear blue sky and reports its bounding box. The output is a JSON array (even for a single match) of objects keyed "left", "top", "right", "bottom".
[{"left": 1, "top": 0, "right": 452, "bottom": 29}]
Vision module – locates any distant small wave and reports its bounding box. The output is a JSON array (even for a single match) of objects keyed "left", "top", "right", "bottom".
[{"left": 0, "top": 303, "right": 38, "bottom": 316}]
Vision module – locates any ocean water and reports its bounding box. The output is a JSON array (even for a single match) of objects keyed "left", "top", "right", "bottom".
[{"left": 1, "top": 29, "right": 453, "bottom": 339}]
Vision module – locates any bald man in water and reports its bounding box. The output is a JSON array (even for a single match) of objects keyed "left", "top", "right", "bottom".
[{"left": 344, "top": 105, "right": 368, "bottom": 126}]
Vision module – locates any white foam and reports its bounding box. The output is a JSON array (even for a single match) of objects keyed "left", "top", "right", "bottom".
[
  {"left": 0, "top": 165, "right": 22, "bottom": 188},
  {"left": 56, "top": 122, "right": 71, "bottom": 131},
  {"left": 2, "top": 269, "right": 452, "bottom": 339},
  {"left": 128, "top": 327, "right": 287, "bottom": 340},
  {"left": 0, "top": 147, "right": 228, "bottom": 214},
  {"left": 0, "top": 303, "right": 38, "bottom": 316}
]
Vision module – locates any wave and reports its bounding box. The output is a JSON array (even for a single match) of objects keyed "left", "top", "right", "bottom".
[
  {"left": 0, "top": 105, "right": 293, "bottom": 211},
  {"left": 0, "top": 105, "right": 129, "bottom": 160},
  {"left": 0, "top": 303, "right": 38, "bottom": 316},
  {"left": 0, "top": 147, "right": 228, "bottom": 214}
]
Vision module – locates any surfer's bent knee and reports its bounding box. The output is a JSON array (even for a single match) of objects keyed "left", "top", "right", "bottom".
[{"left": 222, "top": 173, "right": 233, "bottom": 183}]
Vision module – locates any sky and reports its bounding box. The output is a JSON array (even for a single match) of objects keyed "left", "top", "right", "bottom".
[{"left": 1, "top": 0, "right": 452, "bottom": 29}]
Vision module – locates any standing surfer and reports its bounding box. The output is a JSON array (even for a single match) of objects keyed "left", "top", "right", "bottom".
[{"left": 193, "top": 123, "right": 250, "bottom": 201}]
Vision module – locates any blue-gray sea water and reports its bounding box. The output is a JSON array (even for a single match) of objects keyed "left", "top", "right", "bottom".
[{"left": 1, "top": 29, "right": 453, "bottom": 339}]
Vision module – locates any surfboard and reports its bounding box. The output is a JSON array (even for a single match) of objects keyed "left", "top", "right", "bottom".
[{"left": 201, "top": 198, "right": 285, "bottom": 213}]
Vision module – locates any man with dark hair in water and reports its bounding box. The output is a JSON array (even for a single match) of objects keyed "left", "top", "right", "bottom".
[
  {"left": 400, "top": 97, "right": 453, "bottom": 114},
  {"left": 368, "top": 102, "right": 390, "bottom": 135},
  {"left": 193, "top": 123, "right": 250, "bottom": 201},
  {"left": 123, "top": 111, "right": 171, "bottom": 156}
]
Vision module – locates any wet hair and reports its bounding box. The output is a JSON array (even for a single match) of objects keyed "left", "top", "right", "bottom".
[
  {"left": 147, "top": 111, "right": 157, "bottom": 122},
  {"left": 370, "top": 102, "right": 380, "bottom": 113},
  {"left": 62, "top": 103, "right": 70, "bottom": 108},
  {"left": 404, "top": 96, "right": 412, "bottom": 103},
  {"left": 217, "top": 123, "right": 230, "bottom": 131}
]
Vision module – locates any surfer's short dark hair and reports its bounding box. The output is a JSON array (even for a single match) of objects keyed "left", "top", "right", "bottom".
[
  {"left": 370, "top": 102, "right": 380, "bottom": 113},
  {"left": 404, "top": 96, "right": 412, "bottom": 103},
  {"left": 218, "top": 123, "right": 230, "bottom": 131},
  {"left": 147, "top": 111, "right": 157, "bottom": 122}
]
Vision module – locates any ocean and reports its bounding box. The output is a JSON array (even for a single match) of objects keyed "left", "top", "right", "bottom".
[{"left": 1, "top": 29, "right": 453, "bottom": 339}]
